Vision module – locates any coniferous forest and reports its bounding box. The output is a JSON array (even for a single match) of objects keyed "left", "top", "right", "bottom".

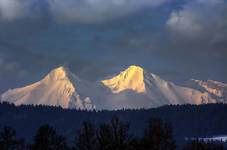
[
  {"left": 0, "top": 102, "right": 227, "bottom": 149},
  {"left": 1, "top": 116, "right": 226, "bottom": 150}
]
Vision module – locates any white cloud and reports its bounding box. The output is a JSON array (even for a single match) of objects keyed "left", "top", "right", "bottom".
[
  {"left": 0, "top": 0, "right": 38, "bottom": 21},
  {"left": 166, "top": 10, "right": 203, "bottom": 38},
  {"left": 166, "top": 0, "right": 227, "bottom": 41},
  {"left": 0, "top": 0, "right": 25, "bottom": 21}
]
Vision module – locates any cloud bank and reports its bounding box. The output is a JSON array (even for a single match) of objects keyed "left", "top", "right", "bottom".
[
  {"left": 0, "top": 0, "right": 167, "bottom": 23},
  {"left": 0, "top": 0, "right": 226, "bottom": 93},
  {"left": 166, "top": 0, "right": 227, "bottom": 43},
  {"left": 0, "top": 0, "right": 40, "bottom": 21}
]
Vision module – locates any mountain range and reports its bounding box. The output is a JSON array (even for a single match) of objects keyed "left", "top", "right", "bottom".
[{"left": 1, "top": 65, "right": 226, "bottom": 110}]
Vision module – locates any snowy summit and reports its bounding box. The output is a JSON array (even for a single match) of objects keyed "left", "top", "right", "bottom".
[
  {"left": 1, "top": 66, "right": 96, "bottom": 110},
  {"left": 1, "top": 65, "right": 226, "bottom": 110}
]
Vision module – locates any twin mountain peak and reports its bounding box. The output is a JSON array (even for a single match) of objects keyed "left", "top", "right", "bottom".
[
  {"left": 1, "top": 65, "right": 226, "bottom": 110},
  {"left": 45, "top": 65, "right": 148, "bottom": 94}
]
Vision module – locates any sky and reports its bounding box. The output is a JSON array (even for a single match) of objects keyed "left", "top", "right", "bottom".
[{"left": 0, "top": 0, "right": 226, "bottom": 93}]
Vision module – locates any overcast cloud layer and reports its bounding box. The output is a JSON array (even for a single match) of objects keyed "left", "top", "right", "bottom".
[
  {"left": 166, "top": 0, "right": 227, "bottom": 43},
  {"left": 0, "top": 0, "right": 167, "bottom": 23},
  {"left": 0, "top": 0, "right": 226, "bottom": 93}
]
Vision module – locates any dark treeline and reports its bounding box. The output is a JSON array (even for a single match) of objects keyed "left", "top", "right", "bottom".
[
  {"left": 0, "top": 117, "right": 226, "bottom": 150},
  {"left": 1, "top": 102, "right": 227, "bottom": 146}
]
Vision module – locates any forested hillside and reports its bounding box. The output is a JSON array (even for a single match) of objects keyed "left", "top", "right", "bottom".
[{"left": 0, "top": 102, "right": 227, "bottom": 144}]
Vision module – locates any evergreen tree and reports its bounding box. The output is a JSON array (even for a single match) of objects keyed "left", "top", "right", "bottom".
[
  {"left": 96, "top": 117, "right": 130, "bottom": 150},
  {"left": 141, "top": 118, "right": 176, "bottom": 150},
  {"left": 0, "top": 126, "right": 25, "bottom": 150},
  {"left": 96, "top": 123, "right": 113, "bottom": 150},
  {"left": 29, "top": 125, "right": 68, "bottom": 150},
  {"left": 74, "top": 121, "right": 97, "bottom": 150}
]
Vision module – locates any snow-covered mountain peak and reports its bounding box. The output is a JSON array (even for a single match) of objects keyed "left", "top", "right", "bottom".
[
  {"left": 1, "top": 66, "right": 96, "bottom": 110},
  {"left": 126, "top": 65, "right": 144, "bottom": 72},
  {"left": 100, "top": 66, "right": 217, "bottom": 109},
  {"left": 1, "top": 65, "right": 226, "bottom": 110},
  {"left": 44, "top": 66, "right": 72, "bottom": 81},
  {"left": 101, "top": 65, "right": 146, "bottom": 93}
]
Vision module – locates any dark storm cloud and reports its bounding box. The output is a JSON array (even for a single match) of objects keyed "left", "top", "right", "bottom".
[
  {"left": 0, "top": 39, "right": 109, "bottom": 93},
  {"left": 0, "top": 53, "right": 22, "bottom": 81},
  {"left": 0, "top": 41, "right": 61, "bottom": 93},
  {"left": 0, "top": 0, "right": 226, "bottom": 93}
]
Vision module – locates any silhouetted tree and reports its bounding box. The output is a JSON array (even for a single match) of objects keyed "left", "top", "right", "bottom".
[
  {"left": 96, "top": 117, "right": 130, "bottom": 150},
  {"left": 73, "top": 117, "right": 131, "bottom": 150},
  {"left": 183, "top": 140, "right": 225, "bottom": 150},
  {"left": 74, "top": 121, "right": 97, "bottom": 150},
  {"left": 73, "top": 117, "right": 179, "bottom": 150},
  {"left": 96, "top": 123, "right": 114, "bottom": 150},
  {"left": 29, "top": 125, "right": 68, "bottom": 150},
  {"left": 141, "top": 118, "right": 176, "bottom": 150},
  {"left": 0, "top": 126, "right": 25, "bottom": 150}
]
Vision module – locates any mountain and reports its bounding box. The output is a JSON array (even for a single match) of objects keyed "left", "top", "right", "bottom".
[
  {"left": 100, "top": 65, "right": 215, "bottom": 109},
  {"left": 101, "top": 65, "right": 146, "bottom": 94},
  {"left": 188, "top": 79, "right": 227, "bottom": 101},
  {"left": 1, "top": 67, "right": 96, "bottom": 110},
  {"left": 1, "top": 65, "right": 225, "bottom": 110}
]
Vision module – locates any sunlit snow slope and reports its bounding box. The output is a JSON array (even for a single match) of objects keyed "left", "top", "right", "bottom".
[
  {"left": 1, "top": 65, "right": 226, "bottom": 110},
  {"left": 101, "top": 65, "right": 216, "bottom": 109},
  {"left": 101, "top": 66, "right": 146, "bottom": 93},
  {"left": 1, "top": 67, "right": 95, "bottom": 109}
]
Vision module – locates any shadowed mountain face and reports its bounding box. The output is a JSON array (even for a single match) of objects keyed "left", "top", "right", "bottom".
[
  {"left": 1, "top": 65, "right": 226, "bottom": 110},
  {"left": 189, "top": 79, "right": 227, "bottom": 99}
]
